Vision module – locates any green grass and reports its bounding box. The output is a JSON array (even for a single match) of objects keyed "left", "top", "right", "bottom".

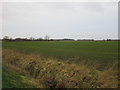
[
  {"left": 2, "top": 47, "right": 118, "bottom": 88},
  {"left": 2, "top": 41, "right": 118, "bottom": 66},
  {"left": 2, "top": 67, "right": 35, "bottom": 88}
]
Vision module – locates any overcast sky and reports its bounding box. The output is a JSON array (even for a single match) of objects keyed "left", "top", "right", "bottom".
[{"left": 2, "top": 1, "right": 118, "bottom": 40}]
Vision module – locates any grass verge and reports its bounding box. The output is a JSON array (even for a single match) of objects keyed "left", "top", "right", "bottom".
[{"left": 2, "top": 49, "right": 118, "bottom": 88}]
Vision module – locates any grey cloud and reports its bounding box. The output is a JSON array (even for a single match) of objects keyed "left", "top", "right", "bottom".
[{"left": 2, "top": 2, "right": 118, "bottom": 39}]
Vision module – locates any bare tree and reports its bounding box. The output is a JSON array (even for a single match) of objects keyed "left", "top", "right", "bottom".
[
  {"left": 3, "top": 36, "right": 10, "bottom": 41},
  {"left": 44, "top": 35, "right": 49, "bottom": 40},
  {"left": 30, "top": 37, "right": 34, "bottom": 41},
  {"left": 3, "top": 36, "right": 9, "bottom": 40}
]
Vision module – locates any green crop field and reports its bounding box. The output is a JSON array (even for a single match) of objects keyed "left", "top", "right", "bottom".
[
  {"left": 2, "top": 41, "right": 119, "bottom": 88},
  {"left": 2, "top": 41, "right": 118, "bottom": 66}
]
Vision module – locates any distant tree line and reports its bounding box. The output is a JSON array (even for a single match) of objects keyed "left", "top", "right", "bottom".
[{"left": 1, "top": 36, "right": 119, "bottom": 42}]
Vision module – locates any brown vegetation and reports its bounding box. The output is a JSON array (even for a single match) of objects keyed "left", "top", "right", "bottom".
[{"left": 2, "top": 49, "right": 118, "bottom": 88}]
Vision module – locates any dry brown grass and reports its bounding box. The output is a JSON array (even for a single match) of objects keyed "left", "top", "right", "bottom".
[{"left": 2, "top": 48, "right": 118, "bottom": 88}]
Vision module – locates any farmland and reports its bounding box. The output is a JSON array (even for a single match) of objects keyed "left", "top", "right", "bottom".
[
  {"left": 2, "top": 41, "right": 118, "bottom": 66},
  {"left": 2, "top": 41, "right": 119, "bottom": 88}
]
